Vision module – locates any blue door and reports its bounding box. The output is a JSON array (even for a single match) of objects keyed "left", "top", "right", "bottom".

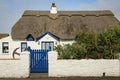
[{"left": 28, "top": 47, "right": 50, "bottom": 73}]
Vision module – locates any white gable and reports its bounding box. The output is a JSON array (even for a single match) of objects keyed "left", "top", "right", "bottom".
[{"left": 38, "top": 34, "right": 58, "bottom": 42}]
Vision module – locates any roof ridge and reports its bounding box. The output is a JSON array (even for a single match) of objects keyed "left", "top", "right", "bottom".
[{"left": 23, "top": 10, "right": 114, "bottom": 17}]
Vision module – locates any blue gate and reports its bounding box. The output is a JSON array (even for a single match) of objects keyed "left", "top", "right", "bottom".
[{"left": 28, "top": 47, "right": 50, "bottom": 73}]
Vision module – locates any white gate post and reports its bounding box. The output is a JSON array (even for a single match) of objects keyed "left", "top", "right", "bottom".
[{"left": 48, "top": 51, "right": 58, "bottom": 77}]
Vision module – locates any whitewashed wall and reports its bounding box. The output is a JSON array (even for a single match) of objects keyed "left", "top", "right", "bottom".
[
  {"left": 38, "top": 34, "right": 59, "bottom": 49},
  {"left": 48, "top": 51, "right": 120, "bottom": 77},
  {"left": 59, "top": 40, "right": 75, "bottom": 46},
  {"left": 0, "top": 52, "right": 30, "bottom": 78},
  {"left": 0, "top": 36, "right": 38, "bottom": 52},
  {"left": 0, "top": 36, "right": 20, "bottom": 58},
  {"left": 0, "top": 36, "right": 74, "bottom": 58},
  {"left": 0, "top": 36, "right": 30, "bottom": 58}
]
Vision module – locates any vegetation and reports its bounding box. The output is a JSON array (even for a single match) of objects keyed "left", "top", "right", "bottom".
[{"left": 54, "top": 25, "right": 120, "bottom": 59}]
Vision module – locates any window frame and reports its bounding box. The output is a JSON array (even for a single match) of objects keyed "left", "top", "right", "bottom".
[
  {"left": 2, "top": 42, "right": 9, "bottom": 53},
  {"left": 21, "top": 42, "right": 27, "bottom": 52},
  {"left": 41, "top": 41, "right": 54, "bottom": 50}
]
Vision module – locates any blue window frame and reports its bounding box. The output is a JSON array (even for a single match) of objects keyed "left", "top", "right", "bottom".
[
  {"left": 2, "top": 42, "right": 9, "bottom": 53},
  {"left": 41, "top": 41, "right": 54, "bottom": 50},
  {"left": 21, "top": 42, "right": 27, "bottom": 52}
]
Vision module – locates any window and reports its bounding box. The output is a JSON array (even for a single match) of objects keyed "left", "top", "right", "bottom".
[
  {"left": 21, "top": 42, "right": 27, "bottom": 52},
  {"left": 2, "top": 42, "right": 9, "bottom": 53},
  {"left": 26, "top": 34, "right": 34, "bottom": 41},
  {"left": 41, "top": 42, "right": 54, "bottom": 50}
]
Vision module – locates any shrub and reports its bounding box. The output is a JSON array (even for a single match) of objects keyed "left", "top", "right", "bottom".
[
  {"left": 54, "top": 44, "right": 86, "bottom": 59},
  {"left": 55, "top": 25, "right": 120, "bottom": 59}
]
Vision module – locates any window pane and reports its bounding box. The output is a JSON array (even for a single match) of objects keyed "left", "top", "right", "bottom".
[
  {"left": 3, "top": 43, "right": 8, "bottom": 46},
  {"left": 50, "top": 42, "right": 54, "bottom": 50},
  {"left": 22, "top": 44, "right": 27, "bottom": 48},
  {"left": 42, "top": 42, "right": 45, "bottom": 50},
  {"left": 41, "top": 42, "right": 54, "bottom": 50},
  {"left": 21, "top": 43, "right": 27, "bottom": 52},
  {"left": 46, "top": 43, "right": 49, "bottom": 50}
]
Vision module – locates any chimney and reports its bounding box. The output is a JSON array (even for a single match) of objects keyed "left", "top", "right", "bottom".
[{"left": 50, "top": 3, "right": 57, "bottom": 14}]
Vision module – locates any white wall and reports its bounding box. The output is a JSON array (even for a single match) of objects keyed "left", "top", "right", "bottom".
[
  {"left": 59, "top": 40, "right": 75, "bottom": 46},
  {"left": 0, "top": 36, "right": 50, "bottom": 58},
  {"left": 36, "top": 34, "right": 75, "bottom": 48},
  {"left": 0, "top": 36, "right": 31, "bottom": 58},
  {"left": 0, "top": 52, "right": 30, "bottom": 78},
  {"left": 0, "top": 36, "right": 19, "bottom": 58},
  {"left": 38, "top": 34, "right": 59, "bottom": 49},
  {"left": 48, "top": 51, "right": 120, "bottom": 77},
  {"left": 0, "top": 35, "right": 74, "bottom": 58}
]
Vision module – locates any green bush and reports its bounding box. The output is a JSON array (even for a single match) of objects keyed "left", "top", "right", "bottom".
[
  {"left": 97, "top": 25, "right": 120, "bottom": 59},
  {"left": 54, "top": 25, "right": 120, "bottom": 59},
  {"left": 54, "top": 44, "right": 86, "bottom": 59}
]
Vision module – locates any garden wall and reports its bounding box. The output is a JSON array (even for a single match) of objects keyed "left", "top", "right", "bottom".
[
  {"left": 48, "top": 51, "right": 120, "bottom": 77},
  {"left": 0, "top": 52, "right": 30, "bottom": 78}
]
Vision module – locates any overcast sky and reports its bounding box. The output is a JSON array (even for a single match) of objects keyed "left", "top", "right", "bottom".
[{"left": 0, "top": 0, "right": 120, "bottom": 34}]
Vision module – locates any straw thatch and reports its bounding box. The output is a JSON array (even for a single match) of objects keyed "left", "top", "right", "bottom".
[
  {"left": 0, "top": 33, "right": 9, "bottom": 39},
  {"left": 12, "top": 10, "right": 120, "bottom": 40}
]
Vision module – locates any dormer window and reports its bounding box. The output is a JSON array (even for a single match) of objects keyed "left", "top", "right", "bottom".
[{"left": 26, "top": 34, "right": 34, "bottom": 41}]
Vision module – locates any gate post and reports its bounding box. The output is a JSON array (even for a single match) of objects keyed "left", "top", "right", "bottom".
[
  {"left": 48, "top": 51, "right": 58, "bottom": 77},
  {"left": 28, "top": 46, "right": 31, "bottom": 52}
]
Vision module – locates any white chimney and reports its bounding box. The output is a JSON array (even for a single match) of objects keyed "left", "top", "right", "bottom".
[{"left": 50, "top": 3, "right": 57, "bottom": 14}]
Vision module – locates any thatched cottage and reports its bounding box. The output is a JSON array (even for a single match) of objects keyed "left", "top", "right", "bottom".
[{"left": 0, "top": 3, "right": 119, "bottom": 58}]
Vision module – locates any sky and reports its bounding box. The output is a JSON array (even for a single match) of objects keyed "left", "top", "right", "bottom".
[{"left": 0, "top": 0, "right": 120, "bottom": 34}]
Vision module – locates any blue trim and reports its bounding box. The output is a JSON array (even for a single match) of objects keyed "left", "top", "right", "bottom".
[
  {"left": 36, "top": 32, "right": 60, "bottom": 42},
  {"left": 26, "top": 34, "right": 34, "bottom": 41},
  {"left": 21, "top": 42, "right": 27, "bottom": 52}
]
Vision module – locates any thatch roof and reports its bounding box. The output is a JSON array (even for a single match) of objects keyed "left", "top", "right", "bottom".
[
  {"left": 0, "top": 33, "right": 9, "bottom": 39},
  {"left": 12, "top": 10, "right": 120, "bottom": 40}
]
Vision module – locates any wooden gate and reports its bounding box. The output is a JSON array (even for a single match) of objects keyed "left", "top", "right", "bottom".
[{"left": 28, "top": 47, "right": 50, "bottom": 73}]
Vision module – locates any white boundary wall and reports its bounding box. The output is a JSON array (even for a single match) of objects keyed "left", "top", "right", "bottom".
[
  {"left": 0, "top": 52, "right": 30, "bottom": 78},
  {"left": 48, "top": 51, "right": 120, "bottom": 77}
]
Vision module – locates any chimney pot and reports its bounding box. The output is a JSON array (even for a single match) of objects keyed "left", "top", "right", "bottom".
[{"left": 50, "top": 3, "right": 57, "bottom": 14}]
